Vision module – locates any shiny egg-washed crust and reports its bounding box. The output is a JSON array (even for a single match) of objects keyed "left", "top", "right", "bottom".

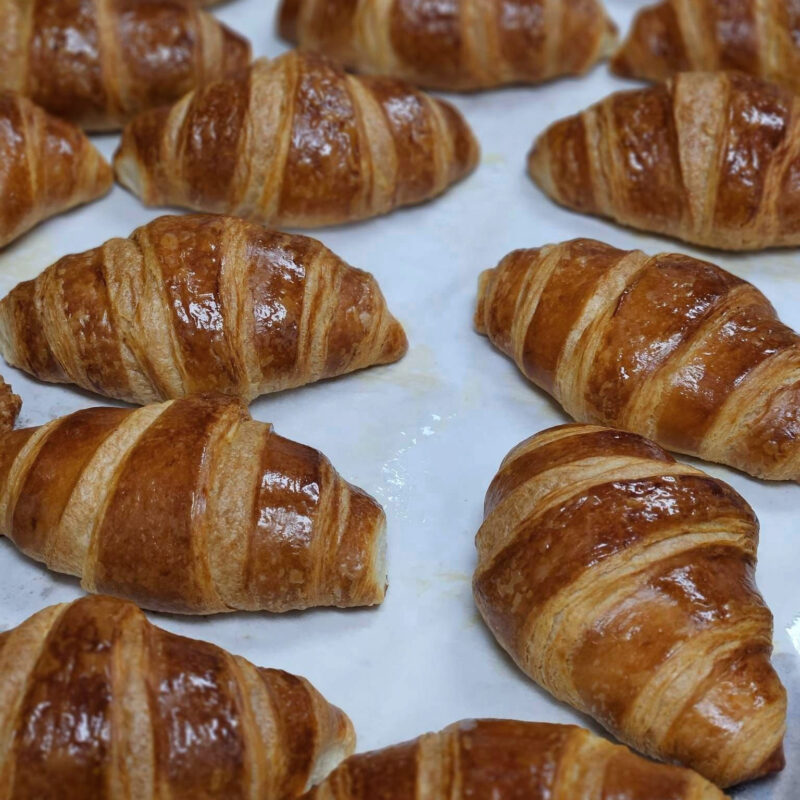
[
  {"left": 0, "top": 595, "right": 355, "bottom": 797},
  {"left": 277, "top": 0, "right": 618, "bottom": 92},
  {"left": 113, "top": 51, "right": 479, "bottom": 227},
  {"left": 304, "top": 719, "right": 728, "bottom": 800},
  {"left": 0, "top": 214, "right": 408, "bottom": 405},
  {"left": 0, "top": 393, "right": 387, "bottom": 614},
  {"left": 475, "top": 238, "right": 800, "bottom": 481},
  {"left": 611, "top": 0, "right": 800, "bottom": 94},
  {"left": 529, "top": 71, "right": 800, "bottom": 251},
  {"left": 473, "top": 426, "right": 786, "bottom": 788},
  {"left": 0, "top": 0, "right": 251, "bottom": 131},
  {"left": 0, "top": 91, "right": 112, "bottom": 248}
]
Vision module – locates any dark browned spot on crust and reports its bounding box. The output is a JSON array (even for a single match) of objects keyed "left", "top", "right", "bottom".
[
  {"left": 495, "top": 0, "right": 548, "bottom": 79},
  {"left": 51, "top": 248, "right": 132, "bottom": 398},
  {"left": 180, "top": 71, "right": 251, "bottom": 210},
  {"left": 3, "top": 281, "right": 66, "bottom": 380},
  {"left": 362, "top": 76, "right": 437, "bottom": 205},
  {"left": 247, "top": 229, "right": 316, "bottom": 380},
  {"left": 714, "top": 74, "right": 791, "bottom": 230},
  {"left": 245, "top": 432, "right": 324, "bottom": 607},
  {"left": 11, "top": 408, "right": 130, "bottom": 559},
  {"left": 534, "top": 115, "right": 597, "bottom": 213},
  {"left": 608, "top": 85, "right": 686, "bottom": 227},
  {"left": 704, "top": 0, "right": 760, "bottom": 73},
  {"left": 0, "top": 93, "right": 33, "bottom": 237},
  {"left": 93, "top": 394, "right": 238, "bottom": 612},
  {"left": 279, "top": 54, "right": 365, "bottom": 222},
  {"left": 147, "top": 625, "right": 249, "bottom": 797},
  {"left": 27, "top": 0, "right": 108, "bottom": 124},
  {"left": 456, "top": 718, "right": 572, "bottom": 796},
  {"left": 390, "top": 0, "right": 462, "bottom": 82},
  {"left": 9, "top": 596, "right": 128, "bottom": 798},
  {"left": 143, "top": 215, "right": 240, "bottom": 394},
  {"left": 257, "top": 669, "right": 317, "bottom": 796}
]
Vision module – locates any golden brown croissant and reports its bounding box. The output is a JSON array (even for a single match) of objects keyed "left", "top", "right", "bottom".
[
  {"left": 278, "top": 0, "right": 618, "bottom": 91},
  {"left": 0, "top": 393, "right": 387, "bottom": 614},
  {"left": 473, "top": 425, "right": 786, "bottom": 787},
  {"left": 528, "top": 71, "right": 800, "bottom": 250},
  {"left": 475, "top": 238, "right": 800, "bottom": 481},
  {"left": 611, "top": 0, "right": 800, "bottom": 94},
  {"left": 0, "top": 214, "right": 407, "bottom": 404},
  {"left": 305, "top": 718, "right": 728, "bottom": 799},
  {"left": 0, "top": 0, "right": 251, "bottom": 131},
  {"left": 113, "top": 51, "right": 479, "bottom": 227},
  {"left": 0, "top": 594, "right": 355, "bottom": 797},
  {"left": 0, "top": 91, "right": 112, "bottom": 248}
]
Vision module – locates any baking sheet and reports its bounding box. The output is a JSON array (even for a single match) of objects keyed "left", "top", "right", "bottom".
[{"left": 0, "top": 1, "right": 796, "bottom": 796}]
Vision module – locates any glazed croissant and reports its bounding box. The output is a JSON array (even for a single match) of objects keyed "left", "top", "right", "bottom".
[
  {"left": 0, "top": 0, "right": 251, "bottom": 131},
  {"left": 0, "top": 595, "right": 355, "bottom": 797},
  {"left": 529, "top": 71, "right": 800, "bottom": 250},
  {"left": 611, "top": 0, "right": 800, "bottom": 94},
  {"left": 114, "top": 51, "right": 479, "bottom": 227},
  {"left": 475, "top": 238, "right": 800, "bottom": 481},
  {"left": 0, "top": 393, "right": 387, "bottom": 614},
  {"left": 305, "top": 719, "right": 727, "bottom": 799},
  {"left": 278, "top": 0, "right": 618, "bottom": 91},
  {"left": 0, "top": 92, "right": 112, "bottom": 248},
  {"left": 0, "top": 214, "right": 407, "bottom": 405},
  {"left": 473, "top": 425, "right": 786, "bottom": 787}
]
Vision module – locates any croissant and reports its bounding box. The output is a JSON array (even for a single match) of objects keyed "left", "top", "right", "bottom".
[
  {"left": 0, "top": 92, "right": 112, "bottom": 248},
  {"left": 473, "top": 425, "right": 786, "bottom": 787},
  {"left": 528, "top": 71, "right": 800, "bottom": 250},
  {"left": 277, "top": 0, "right": 618, "bottom": 91},
  {"left": 0, "top": 393, "right": 386, "bottom": 614},
  {"left": 475, "top": 237, "right": 800, "bottom": 481},
  {"left": 304, "top": 718, "right": 728, "bottom": 799},
  {"left": 611, "top": 0, "right": 800, "bottom": 94},
  {"left": 113, "top": 51, "right": 479, "bottom": 227},
  {"left": 0, "top": 214, "right": 407, "bottom": 404},
  {"left": 0, "top": 594, "right": 354, "bottom": 797},
  {"left": 0, "top": 0, "right": 251, "bottom": 131}
]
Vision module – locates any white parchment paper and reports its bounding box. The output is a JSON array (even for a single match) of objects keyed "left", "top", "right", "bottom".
[{"left": 0, "top": 1, "right": 795, "bottom": 796}]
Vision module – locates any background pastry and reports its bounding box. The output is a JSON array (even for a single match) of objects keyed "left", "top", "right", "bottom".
[
  {"left": 278, "top": 0, "right": 618, "bottom": 91},
  {"left": 114, "top": 52, "right": 479, "bottom": 227},
  {"left": 0, "top": 0, "right": 251, "bottom": 130},
  {"left": 0, "top": 595, "right": 355, "bottom": 797},
  {"left": 611, "top": 0, "right": 800, "bottom": 94},
  {"left": 476, "top": 238, "right": 800, "bottom": 481},
  {"left": 305, "top": 718, "right": 728, "bottom": 799},
  {"left": 0, "top": 91, "right": 112, "bottom": 248},
  {"left": 529, "top": 71, "right": 800, "bottom": 250},
  {"left": 474, "top": 424, "right": 786, "bottom": 787},
  {"left": 0, "top": 393, "right": 387, "bottom": 614},
  {"left": 0, "top": 215, "right": 407, "bottom": 404}
]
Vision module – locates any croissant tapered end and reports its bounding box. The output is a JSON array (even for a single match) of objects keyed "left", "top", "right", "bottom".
[
  {"left": 473, "top": 424, "right": 786, "bottom": 787},
  {"left": 303, "top": 719, "right": 729, "bottom": 800},
  {"left": 0, "top": 595, "right": 355, "bottom": 796},
  {"left": 0, "top": 92, "right": 112, "bottom": 248},
  {"left": 609, "top": 2, "right": 688, "bottom": 81}
]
